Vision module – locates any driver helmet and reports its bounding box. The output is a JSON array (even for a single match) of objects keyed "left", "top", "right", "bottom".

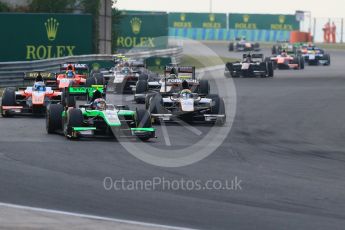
[
  {"left": 180, "top": 80, "right": 191, "bottom": 95},
  {"left": 170, "top": 67, "right": 178, "bottom": 75},
  {"left": 245, "top": 53, "right": 252, "bottom": 62},
  {"left": 92, "top": 98, "right": 106, "bottom": 110},
  {"left": 121, "top": 67, "right": 130, "bottom": 75},
  {"left": 67, "top": 70, "right": 74, "bottom": 78},
  {"left": 67, "top": 64, "right": 74, "bottom": 71},
  {"left": 182, "top": 80, "right": 189, "bottom": 90},
  {"left": 281, "top": 50, "right": 287, "bottom": 57},
  {"left": 180, "top": 89, "right": 192, "bottom": 95},
  {"left": 33, "top": 81, "right": 46, "bottom": 92}
]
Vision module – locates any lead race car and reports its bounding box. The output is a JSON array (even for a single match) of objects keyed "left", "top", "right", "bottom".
[
  {"left": 225, "top": 53, "right": 274, "bottom": 78},
  {"left": 271, "top": 41, "right": 304, "bottom": 55},
  {"left": 1, "top": 74, "right": 61, "bottom": 117},
  {"left": 46, "top": 85, "right": 155, "bottom": 140},
  {"left": 229, "top": 37, "right": 260, "bottom": 52},
  {"left": 147, "top": 81, "right": 226, "bottom": 125},
  {"left": 134, "top": 66, "right": 210, "bottom": 104}
]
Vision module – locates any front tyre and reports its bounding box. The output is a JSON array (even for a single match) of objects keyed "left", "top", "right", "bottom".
[
  {"left": 64, "top": 108, "right": 83, "bottom": 139},
  {"left": 198, "top": 79, "right": 210, "bottom": 95},
  {"left": 209, "top": 94, "right": 226, "bottom": 126},
  {"left": 136, "top": 109, "right": 153, "bottom": 141}
]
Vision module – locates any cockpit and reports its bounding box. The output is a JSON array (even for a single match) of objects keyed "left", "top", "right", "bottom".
[{"left": 33, "top": 82, "right": 46, "bottom": 92}]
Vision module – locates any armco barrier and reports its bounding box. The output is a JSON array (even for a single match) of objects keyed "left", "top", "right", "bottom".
[
  {"left": 0, "top": 47, "right": 183, "bottom": 87},
  {"left": 169, "top": 28, "right": 291, "bottom": 42}
]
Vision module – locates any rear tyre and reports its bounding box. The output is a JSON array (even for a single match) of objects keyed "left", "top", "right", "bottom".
[
  {"left": 148, "top": 94, "right": 162, "bottom": 114},
  {"left": 229, "top": 43, "right": 234, "bottom": 51},
  {"left": 61, "top": 88, "right": 76, "bottom": 108},
  {"left": 293, "top": 56, "right": 303, "bottom": 70},
  {"left": 46, "top": 104, "right": 63, "bottom": 133},
  {"left": 1, "top": 88, "right": 16, "bottom": 117},
  {"left": 135, "top": 80, "right": 148, "bottom": 103},
  {"left": 300, "top": 56, "right": 305, "bottom": 69},
  {"left": 135, "top": 80, "right": 148, "bottom": 94},
  {"left": 145, "top": 93, "right": 155, "bottom": 110},
  {"left": 148, "top": 94, "right": 163, "bottom": 124},
  {"left": 86, "top": 77, "right": 96, "bottom": 87},
  {"left": 324, "top": 54, "right": 331, "bottom": 66},
  {"left": 226, "top": 63, "right": 236, "bottom": 78},
  {"left": 95, "top": 75, "right": 105, "bottom": 85},
  {"left": 138, "top": 74, "right": 148, "bottom": 81},
  {"left": 266, "top": 61, "right": 274, "bottom": 77},
  {"left": 87, "top": 75, "right": 105, "bottom": 87}
]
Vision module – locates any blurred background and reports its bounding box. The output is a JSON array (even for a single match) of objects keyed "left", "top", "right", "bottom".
[{"left": 0, "top": 0, "right": 343, "bottom": 62}]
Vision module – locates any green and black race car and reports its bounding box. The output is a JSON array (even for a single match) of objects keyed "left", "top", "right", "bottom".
[
  {"left": 46, "top": 86, "right": 155, "bottom": 140},
  {"left": 272, "top": 41, "right": 297, "bottom": 55}
]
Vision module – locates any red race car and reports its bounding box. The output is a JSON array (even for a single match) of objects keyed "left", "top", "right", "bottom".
[
  {"left": 1, "top": 76, "right": 62, "bottom": 117},
  {"left": 270, "top": 52, "right": 305, "bottom": 70},
  {"left": 53, "top": 63, "right": 89, "bottom": 89}
]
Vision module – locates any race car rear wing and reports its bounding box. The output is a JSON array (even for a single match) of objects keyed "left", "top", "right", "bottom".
[
  {"left": 164, "top": 66, "right": 196, "bottom": 79},
  {"left": 67, "top": 85, "right": 105, "bottom": 101},
  {"left": 242, "top": 53, "right": 263, "bottom": 59},
  {"left": 60, "top": 63, "right": 89, "bottom": 71},
  {"left": 24, "top": 71, "right": 56, "bottom": 81},
  {"left": 130, "top": 61, "right": 145, "bottom": 68}
]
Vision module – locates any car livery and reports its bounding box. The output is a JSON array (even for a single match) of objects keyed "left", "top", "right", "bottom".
[
  {"left": 106, "top": 58, "right": 148, "bottom": 94},
  {"left": 270, "top": 53, "right": 305, "bottom": 70},
  {"left": 46, "top": 86, "right": 155, "bottom": 140},
  {"left": 54, "top": 63, "right": 89, "bottom": 89},
  {"left": 1, "top": 77, "right": 61, "bottom": 117},
  {"left": 134, "top": 66, "right": 210, "bottom": 104},
  {"left": 229, "top": 37, "right": 260, "bottom": 52},
  {"left": 300, "top": 46, "right": 331, "bottom": 66},
  {"left": 225, "top": 54, "right": 274, "bottom": 78},
  {"left": 147, "top": 91, "right": 226, "bottom": 125}
]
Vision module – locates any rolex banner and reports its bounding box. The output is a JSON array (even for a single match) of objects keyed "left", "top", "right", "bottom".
[
  {"left": 0, "top": 13, "right": 92, "bottom": 62},
  {"left": 168, "top": 13, "right": 227, "bottom": 29},
  {"left": 116, "top": 13, "right": 168, "bottom": 49},
  {"left": 228, "top": 13, "right": 300, "bottom": 31}
]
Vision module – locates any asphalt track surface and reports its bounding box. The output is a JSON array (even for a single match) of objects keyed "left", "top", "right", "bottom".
[{"left": 1, "top": 44, "right": 345, "bottom": 229}]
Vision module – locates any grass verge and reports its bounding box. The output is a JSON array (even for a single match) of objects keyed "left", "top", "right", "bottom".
[
  {"left": 180, "top": 55, "right": 238, "bottom": 69},
  {"left": 315, "top": 43, "right": 345, "bottom": 50}
]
